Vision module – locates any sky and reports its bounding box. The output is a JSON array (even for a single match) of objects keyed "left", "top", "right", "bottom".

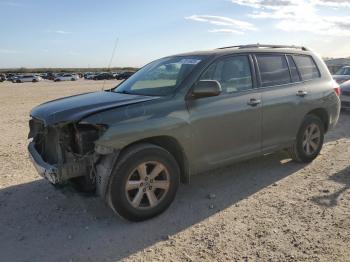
[{"left": 0, "top": 0, "right": 350, "bottom": 68}]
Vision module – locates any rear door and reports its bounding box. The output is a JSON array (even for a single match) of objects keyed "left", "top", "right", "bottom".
[
  {"left": 188, "top": 55, "right": 262, "bottom": 172},
  {"left": 255, "top": 53, "right": 308, "bottom": 151}
]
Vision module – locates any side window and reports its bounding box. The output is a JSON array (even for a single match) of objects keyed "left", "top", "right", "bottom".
[
  {"left": 200, "top": 55, "right": 253, "bottom": 93},
  {"left": 287, "top": 55, "right": 301, "bottom": 82},
  {"left": 256, "top": 54, "right": 291, "bottom": 87},
  {"left": 293, "top": 55, "right": 320, "bottom": 80}
]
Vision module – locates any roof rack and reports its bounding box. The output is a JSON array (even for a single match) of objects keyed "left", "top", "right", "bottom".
[{"left": 217, "top": 44, "right": 309, "bottom": 51}]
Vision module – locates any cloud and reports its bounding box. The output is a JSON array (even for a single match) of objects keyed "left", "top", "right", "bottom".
[
  {"left": 231, "top": 0, "right": 350, "bottom": 36},
  {"left": 231, "top": 0, "right": 294, "bottom": 9},
  {"left": 0, "top": 49, "right": 20, "bottom": 54},
  {"left": 46, "top": 30, "right": 72, "bottom": 34},
  {"left": 208, "top": 28, "right": 245, "bottom": 34},
  {"left": 185, "top": 14, "right": 257, "bottom": 35},
  {"left": 317, "top": 0, "right": 350, "bottom": 8},
  {"left": 0, "top": 1, "right": 24, "bottom": 7},
  {"left": 68, "top": 50, "right": 80, "bottom": 56}
]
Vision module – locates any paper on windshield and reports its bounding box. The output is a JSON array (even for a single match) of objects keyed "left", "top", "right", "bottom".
[{"left": 179, "top": 59, "right": 201, "bottom": 65}]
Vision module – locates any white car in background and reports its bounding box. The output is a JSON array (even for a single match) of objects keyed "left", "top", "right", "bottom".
[
  {"left": 54, "top": 74, "right": 79, "bottom": 82},
  {"left": 12, "top": 75, "right": 42, "bottom": 83}
]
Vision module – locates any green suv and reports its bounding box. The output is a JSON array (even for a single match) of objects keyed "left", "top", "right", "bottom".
[{"left": 28, "top": 44, "right": 341, "bottom": 221}]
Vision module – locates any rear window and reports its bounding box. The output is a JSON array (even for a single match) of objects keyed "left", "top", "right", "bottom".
[
  {"left": 256, "top": 54, "right": 291, "bottom": 87},
  {"left": 293, "top": 55, "right": 320, "bottom": 80}
]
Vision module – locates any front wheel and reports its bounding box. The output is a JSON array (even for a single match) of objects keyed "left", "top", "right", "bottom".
[
  {"left": 107, "top": 143, "right": 180, "bottom": 222},
  {"left": 288, "top": 115, "right": 324, "bottom": 163}
]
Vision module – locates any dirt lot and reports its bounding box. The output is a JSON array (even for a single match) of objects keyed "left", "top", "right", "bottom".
[{"left": 0, "top": 80, "right": 349, "bottom": 262}]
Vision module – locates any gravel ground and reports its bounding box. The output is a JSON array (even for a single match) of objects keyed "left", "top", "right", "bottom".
[{"left": 0, "top": 80, "right": 349, "bottom": 262}]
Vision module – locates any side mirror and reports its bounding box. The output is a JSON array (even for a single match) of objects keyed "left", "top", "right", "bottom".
[{"left": 191, "top": 80, "right": 222, "bottom": 99}]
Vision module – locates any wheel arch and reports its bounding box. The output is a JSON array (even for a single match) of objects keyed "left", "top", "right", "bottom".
[
  {"left": 119, "top": 136, "right": 190, "bottom": 184},
  {"left": 306, "top": 108, "right": 329, "bottom": 132}
]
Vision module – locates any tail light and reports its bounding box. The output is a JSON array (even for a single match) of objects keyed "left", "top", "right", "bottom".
[{"left": 333, "top": 80, "right": 341, "bottom": 96}]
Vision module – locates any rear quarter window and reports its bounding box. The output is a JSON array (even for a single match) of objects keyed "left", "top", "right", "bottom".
[{"left": 293, "top": 55, "right": 320, "bottom": 81}]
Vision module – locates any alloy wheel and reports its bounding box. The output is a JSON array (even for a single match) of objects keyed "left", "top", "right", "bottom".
[
  {"left": 302, "top": 123, "right": 321, "bottom": 155},
  {"left": 125, "top": 161, "right": 170, "bottom": 210}
]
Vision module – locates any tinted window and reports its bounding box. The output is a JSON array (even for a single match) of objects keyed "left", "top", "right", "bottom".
[
  {"left": 200, "top": 55, "right": 253, "bottom": 93},
  {"left": 287, "top": 55, "right": 301, "bottom": 82},
  {"left": 256, "top": 54, "right": 291, "bottom": 87},
  {"left": 336, "top": 67, "right": 350, "bottom": 75},
  {"left": 293, "top": 55, "right": 320, "bottom": 80}
]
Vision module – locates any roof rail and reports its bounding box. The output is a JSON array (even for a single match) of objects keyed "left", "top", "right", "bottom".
[{"left": 217, "top": 44, "right": 309, "bottom": 51}]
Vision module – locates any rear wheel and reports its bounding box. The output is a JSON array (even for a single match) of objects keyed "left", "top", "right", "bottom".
[
  {"left": 107, "top": 143, "right": 180, "bottom": 222},
  {"left": 289, "top": 115, "right": 324, "bottom": 163}
]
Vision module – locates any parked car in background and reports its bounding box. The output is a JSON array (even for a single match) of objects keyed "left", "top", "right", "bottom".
[
  {"left": 28, "top": 44, "right": 340, "bottom": 221},
  {"left": 93, "top": 72, "right": 115, "bottom": 80},
  {"left": 54, "top": 74, "right": 79, "bottom": 82},
  {"left": 46, "top": 73, "right": 56, "bottom": 80},
  {"left": 116, "top": 71, "right": 134, "bottom": 80},
  {"left": 84, "top": 73, "right": 97, "bottom": 80},
  {"left": 6, "top": 73, "right": 18, "bottom": 81},
  {"left": 0, "top": 74, "right": 5, "bottom": 82},
  {"left": 340, "top": 79, "right": 350, "bottom": 109},
  {"left": 332, "top": 66, "right": 350, "bottom": 84},
  {"left": 12, "top": 75, "right": 42, "bottom": 83}
]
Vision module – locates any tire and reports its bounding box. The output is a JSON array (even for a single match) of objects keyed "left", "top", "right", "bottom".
[
  {"left": 32, "top": 79, "right": 37, "bottom": 83},
  {"left": 288, "top": 115, "right": 324, "bottom": 163},
  {"left": 107, "top": 143, "right": 180, "bottom": 222},
  {"left": 71, "top": 78, "right": 75, "bottom": 81}
]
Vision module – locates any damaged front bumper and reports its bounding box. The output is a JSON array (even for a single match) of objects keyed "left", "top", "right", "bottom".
[{"left": 28, "top": 141, "right": 93, "bottom": 184}]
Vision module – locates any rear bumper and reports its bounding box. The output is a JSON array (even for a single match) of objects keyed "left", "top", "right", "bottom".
[
  {"left": 326, "top": 96, "right": 341, "bottom": 130},
  {"left": 28, "top": 141, "right": 93, "bottom": 184}
]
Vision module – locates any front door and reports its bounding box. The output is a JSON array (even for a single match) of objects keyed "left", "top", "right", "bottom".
[{"left": 187, "top": 55, "right": 262, "bottom": 173}]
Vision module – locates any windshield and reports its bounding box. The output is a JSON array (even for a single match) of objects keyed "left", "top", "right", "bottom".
[
  {"left": 113, "top": 55, "right": 205, "bottom": 96},
  {"left": 336, "top": 67, "right": 350, "bottom": 75}
]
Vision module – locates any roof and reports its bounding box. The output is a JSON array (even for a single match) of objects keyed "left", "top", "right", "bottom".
[{"left": 174, "top": 44, "right": 312, "bottom": 57}]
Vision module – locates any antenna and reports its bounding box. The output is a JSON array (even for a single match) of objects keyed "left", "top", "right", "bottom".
[{"left": 102, "top": 36, "right": 119, "bottom": 91}]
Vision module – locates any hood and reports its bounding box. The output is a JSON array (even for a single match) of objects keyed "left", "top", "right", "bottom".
[
  {"left": 31, "top": 91, "right": 160, "bottom": 126},
  {"left": 332, "top": 75, "right": 350, "bottom": 84}
]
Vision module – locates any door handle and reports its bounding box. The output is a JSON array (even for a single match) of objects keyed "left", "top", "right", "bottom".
[
  {"left": 296, "top": 90, "right": 308, "bottom": 97},
  {"left": 247, "top": 98, "right": 261, "bottom": 106}
]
